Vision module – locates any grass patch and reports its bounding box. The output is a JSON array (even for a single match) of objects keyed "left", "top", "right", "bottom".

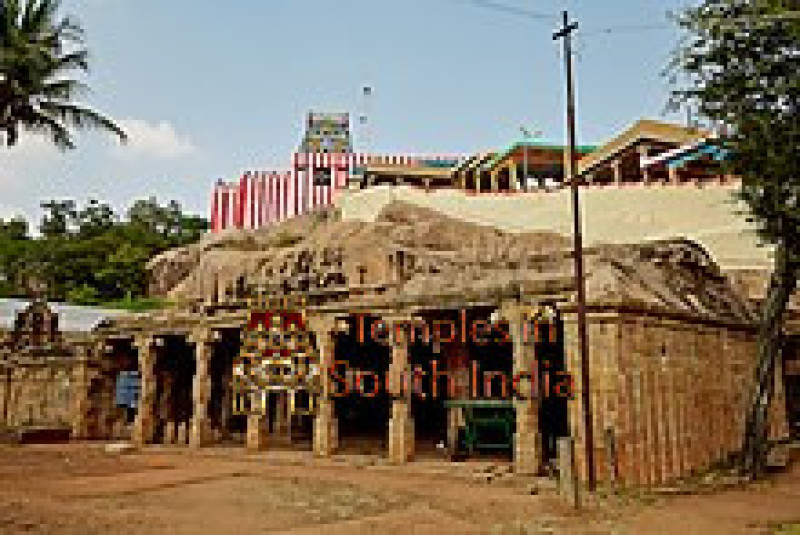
[
  {"left": 773, "top": 523, "right": 800, "bottom": 535},
  {"left": 273, "top": 232, "right": 302, "bottom": 248},
  {"left": 101, "top": 296, "right": 173, "bottom": 312}
]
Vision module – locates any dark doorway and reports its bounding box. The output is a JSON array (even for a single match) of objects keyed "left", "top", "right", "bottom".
[
  {"left": 89, "top": 339, "right": 140, "bottom": 439},
  {"left": 535, "top": 312, "right": 570, "bottom": 464},
  {"left": 210, "top": 328, "right": 244, "bottom": 444},
  {"left": 154, "top": 336, "right": 196, "bottom": 444},
  {"left": 408, "top": 317, "right": 449, "bottom": 456},
  {"left": 333, "top": 315, "right": 391, "bottom": 455},
  {"left": 497, "top": 167, "right": 511, "bottom": 192}
]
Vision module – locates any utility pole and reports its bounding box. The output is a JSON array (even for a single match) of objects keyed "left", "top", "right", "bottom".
[
  {"left": 520, "top": 126, "right": 541, "bottom": 191},
  {"left": 554, "top": 10, "right": 596, "bottom": 492}
]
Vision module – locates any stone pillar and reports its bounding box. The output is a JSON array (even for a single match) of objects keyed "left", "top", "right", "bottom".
[
  {"left": 133, "top": 335, "right": 158, "bottom": 446},
  {"left": 558, "top": 436, "right": 580, "bottom": 508},
  {"left": 562, "top": 315, "right": 588, "bottom": 482},
  {"left": 389, "top": 401, "right": 414, "bottom": 464},
  {"left": 388, "top": 319, "right": 414, "bottom": 464},
  {"left": 158, "top": 375, "right": 174, "bottom": 444},
  {"left": 509, "top": 164, "right": 520, "bottom": 192},
  {"left": 310, "top": 316, "right": 338, "bottom": 457},
  {"left": 247, "top": 391, "right": 269, "bottom": 451},
  {"left": 190, "top": 328, "right": 214, "bottom": 448},
  {"left": 177, "top": 421, "right": 188, "bottom": 445},
  {"left": 612, "top": 159, "right": 623, "bottom": 186},
  {"left": 314, "top": 399, "right": 338, "bottom": 456},
  {"left": 637, "top": 145, "right": 652, "bottom": 184},
  {"left": 71, "top": 342, "right": 94, "bottom": 440},
  {"left": 668, "top": 166, "right": 679, "bottom": 185},
  {"left": 247, "top": 415, "right": 269, "bottom": 450},
  {"left": 164, "top": 420, "right": 177, "bottom": 445},
  {"left": 490, "top": 170, "right": 499, "bottom": 193},
  {"left": 502, "top": 302, "right": 543, "bottom": 475}
]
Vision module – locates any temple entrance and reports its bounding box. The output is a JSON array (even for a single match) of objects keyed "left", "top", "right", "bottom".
[
  {"left": 497, "top": 167, "right": 511, "bottom": 192},
  {"left": 87, "top": 338, "right": 140, "bottom": 439},
  {"left": 408, "top": 315, "right": 449, "bottom": 457},
  {"left": 465, "top": 170, "right": 477, "bottom": 192},
  {"left": 333, "top": 315, "right": 391, "bottom": 455},
  {"left": 479, "top": 172, "right": 492, "bottom": 193},
  {"left": 462, "top": 307, "right": 514, "bottom": 460},
  {"left": 153, "top": 336, "right": 195, "bottom": 445},
  {"left": 534, "top": 310, "right": 570, "bottom": 465},
  {"left": 209, "top": 328, "right": 243, "bottom": 445}
]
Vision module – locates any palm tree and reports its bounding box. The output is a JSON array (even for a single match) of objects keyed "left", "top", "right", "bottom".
[{"left": 0, "top": 0, "right": 126, "bottom": 149}]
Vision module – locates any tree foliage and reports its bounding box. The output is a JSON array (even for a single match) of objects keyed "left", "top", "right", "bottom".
[
  {"left": 672, "top": 0, "right": 799, "bottom": 478},
  {"left": 0, "top": 0, "right": 126, "bottom": 148},
  {"left": 0, "top": 198, "right": 207, "bottom": 305}
]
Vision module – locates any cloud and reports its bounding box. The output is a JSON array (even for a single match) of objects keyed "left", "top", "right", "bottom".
[
  {"left": 0, "top": 135, "right": 61, "bottom": 195},
  {"left": 112, "top": 118, "right": 197, "bottom": 159}
]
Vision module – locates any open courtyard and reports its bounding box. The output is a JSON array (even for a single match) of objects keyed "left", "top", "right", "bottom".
[{"left": 1, "top": 443, "right": 799, "bottom": 534}]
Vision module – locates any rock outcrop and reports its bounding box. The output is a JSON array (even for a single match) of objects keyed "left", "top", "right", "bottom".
[{"left": 146, "top": 201, "right": 757, "bottom": 324}]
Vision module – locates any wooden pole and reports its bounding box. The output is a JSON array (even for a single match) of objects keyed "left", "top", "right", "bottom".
[{"left": 554, "top": 10, "right": 596, "bottom": 491}]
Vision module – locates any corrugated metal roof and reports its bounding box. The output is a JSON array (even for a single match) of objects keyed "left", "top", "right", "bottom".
[
  {"left": 482, "top": 139, "right": 598, "bottom": 172},
  {"left": 0, "top": 299, "right": 127, "bottom": 333}
]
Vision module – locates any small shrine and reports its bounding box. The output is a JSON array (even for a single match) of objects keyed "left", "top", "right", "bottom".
[{"left": 233, "top": 293, "right": 321, "bottom": 445}]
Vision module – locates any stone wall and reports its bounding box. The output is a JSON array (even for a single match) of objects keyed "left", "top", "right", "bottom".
[
  {"left": 564, "top": 308, "right": 789, "bottom": 487},
  {"left": 0, "top": 357, "right": 75, "bottom": 429},
  {"left": 336, "top": 185, "right": 771, "bottom": 270}
]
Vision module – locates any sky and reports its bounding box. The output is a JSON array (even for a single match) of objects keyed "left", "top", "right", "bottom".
[{"left": 0, "top": 0, "right": 696, "bottom": 225}]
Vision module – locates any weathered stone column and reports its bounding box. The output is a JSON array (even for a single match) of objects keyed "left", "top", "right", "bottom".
[
  {"left": 612, "top": 159, "right": 623, "bottom": 185},
  {"left": 310, "top": 315, "right": 338, "bottom": 457},
  {"left": 190, "top": 328, "right": 214, "bottom": 448},
  {"left": 163, "top": 418, "right": 177, "bottom": 445},
  {"left": 490, "top": 170, "right": 500, "bottom": 193},
  {"left": 388, "top": 317, "right": 414, "bottom": 464},
  {"left": 70, "top": 341, "right": 94, "bottom": 440},
  {"left": 247, "top": 415, "right": 269, "bottom": 450},
  {"left": 638, "top": 145, "right": 652, "bottom": 184},
  {"left": 562, "top": 313, "right": 589, "bottom": 482},
  {"left": 133, "top": 335, "right": 158, "bottom": 446},
  {"left": 502, "top": 302, "right": 543, "bottom": 475},
  {"left": 247, "top": 391, "right": 269, "bottom": 451},
  {"left": 159, "top": 375, "right": 175, "bottom": 444},
  {"left": 668, "top": 166, "right": 679, "bottom": 185},
  {"left": 509, "top": 164, "right": 520, "bottom": 192}
]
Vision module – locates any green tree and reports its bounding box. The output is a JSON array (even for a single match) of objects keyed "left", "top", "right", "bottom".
[
  {"left": 65, "top": 282, "right": 99, "bottom": 306},
  {"left": 0, "top": 197, "right": 207, "bottom": 304},
  {"left": 76, "top": 198, "right": 116, "bottom": 237},
  {"left": 39, "top": 198, "right": 75, "bottom": 237},
  {"left": 0, "top": 0, "right": 126, "bottom": 148},
  {"left": 128, "top": 197, "right": 208, "bottom": 243},
  {"left": 0, "top": 216, "right": 28, "bottom": 240},
  {"left": 672, "top": 0, "right": 799, "bottom": 478},
  {"left": 0, "top": 215, "right": 30, "bottom": 295}
]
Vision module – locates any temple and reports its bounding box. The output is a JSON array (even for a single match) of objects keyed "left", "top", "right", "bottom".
[
  {"left": 210, "top": 116, "right": 738, "bottom": 233},
  {"left": 67, "top": 204, "right": 797, "bottom": 486}
]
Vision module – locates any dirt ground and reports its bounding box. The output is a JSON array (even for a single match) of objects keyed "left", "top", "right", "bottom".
[{"left": 0, "top": 443, "right": 798, "bottom": 534}]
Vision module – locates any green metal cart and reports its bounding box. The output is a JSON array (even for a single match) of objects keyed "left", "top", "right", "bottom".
[{"left": 444, "top": 399, "right": 514, "bottom": 456}]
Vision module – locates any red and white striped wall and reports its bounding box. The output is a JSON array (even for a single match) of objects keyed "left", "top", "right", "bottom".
[{"left": 211, "top": 152, "right": 466, "bottom": 232}]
